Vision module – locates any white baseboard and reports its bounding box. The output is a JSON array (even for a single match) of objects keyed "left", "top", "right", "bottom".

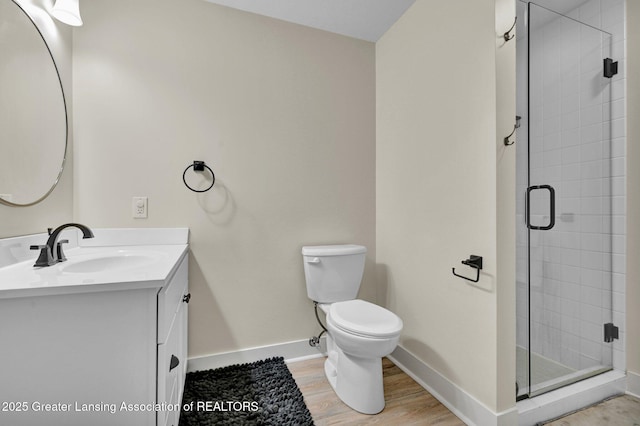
[
  {"left": 628, "top": 371, "right": 640, "bottom": 398},
  {"left": 388, "top": 345, "right": 518, "bottom": 426},
  {"left": 187, "top": 338, "right": 327, "bottom": 372}
]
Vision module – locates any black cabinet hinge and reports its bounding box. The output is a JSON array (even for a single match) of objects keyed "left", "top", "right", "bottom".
[{"left": 604, "top": 323, "right": 619, "bottom": 343}]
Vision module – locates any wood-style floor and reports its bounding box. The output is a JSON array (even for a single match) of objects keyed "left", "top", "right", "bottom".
[
  {"left": 288, "top": 356, "right": 640, "bottom": 426},
  {"left": 287, "top": 356, "right": 465, "bottom": 425},
  {"left": 542, "top": 394, "right": 640, "bottom": 425}
]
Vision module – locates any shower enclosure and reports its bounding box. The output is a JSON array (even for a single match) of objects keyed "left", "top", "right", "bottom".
[{"left": 515, "top": 1, "right": 616, "bottom": 399}]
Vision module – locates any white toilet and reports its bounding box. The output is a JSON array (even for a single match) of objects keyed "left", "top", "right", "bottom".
[{"left": 301, "top": 244, "right": 403, "bottom": 414}]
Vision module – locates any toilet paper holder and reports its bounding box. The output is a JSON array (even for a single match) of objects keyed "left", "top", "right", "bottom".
[{"left": 452, "top": 255, "right": 483, "bottom": 282}]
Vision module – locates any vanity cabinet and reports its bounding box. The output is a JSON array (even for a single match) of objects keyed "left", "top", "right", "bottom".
[{"left": 0, "top": 252, "right": 189, "bottom": 426}]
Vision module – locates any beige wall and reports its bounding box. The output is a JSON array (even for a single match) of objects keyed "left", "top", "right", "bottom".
[
  {"left": 626, "top": 0, "right": 640, "bottom": 383},
  {"left": 72, "top": 0, "right": 376, "bottom": 357},
  {"left": 495, "top": 0, "right": 516, "bottom": 412},
  {"left": 0, "top": 0, "right": 73, "bottom": 238},
  {"left": 376, "top": 0, "right": 515, "bottom": 413}
]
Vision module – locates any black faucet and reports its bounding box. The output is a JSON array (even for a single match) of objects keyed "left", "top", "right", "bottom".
[{"left": 30, "top": 223, "right": 95, "bottom": 267}]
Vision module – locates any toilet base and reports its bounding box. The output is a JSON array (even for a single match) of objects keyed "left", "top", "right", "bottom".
[{"left": 324, "top": 346, "right": 385, "bottom": 415}]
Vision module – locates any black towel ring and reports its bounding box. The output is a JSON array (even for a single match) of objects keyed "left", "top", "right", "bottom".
[{"left": 183, "top": 161, "right": 215, "bottom": 193}]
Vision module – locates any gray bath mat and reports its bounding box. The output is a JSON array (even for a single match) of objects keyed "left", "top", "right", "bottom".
[{"left": 179, "top": 357, "right": 314, "bottom": 425}]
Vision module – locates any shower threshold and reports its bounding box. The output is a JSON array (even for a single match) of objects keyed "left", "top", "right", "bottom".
[{"left": 516, "top": 346, "right": 611, "bottom": 399}]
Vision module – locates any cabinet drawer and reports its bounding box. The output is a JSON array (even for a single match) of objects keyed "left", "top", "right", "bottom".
[{"left": 158, "top": 254, "right": 188, "bottom": 344}]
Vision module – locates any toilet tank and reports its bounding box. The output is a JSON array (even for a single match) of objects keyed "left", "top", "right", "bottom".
[{"left": 301, "top": 245, "right": 367, "bottom": 303}]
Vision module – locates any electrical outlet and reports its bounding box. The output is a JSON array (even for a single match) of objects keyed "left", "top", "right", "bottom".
[{"left": 132, "top": 196, "right": 148, "bottom": 219}]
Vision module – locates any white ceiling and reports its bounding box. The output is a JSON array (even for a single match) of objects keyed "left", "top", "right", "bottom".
[{"left": 202, "top": 0, "right": 417, "bottom": 42}]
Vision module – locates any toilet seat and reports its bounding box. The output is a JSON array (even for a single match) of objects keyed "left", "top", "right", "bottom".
[{"left": 329, "top": 299, "right": 403, "bottom": 338}]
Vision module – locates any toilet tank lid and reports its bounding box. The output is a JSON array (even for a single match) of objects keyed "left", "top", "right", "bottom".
[{"left": 301, "top": 245, "right": 366, "bottom": 256}]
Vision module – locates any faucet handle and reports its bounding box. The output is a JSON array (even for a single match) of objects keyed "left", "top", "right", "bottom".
[
  {"left": 56, "top": 239, "right": 69, "bottom": 263},
  {"left": 30, "top": 245, "right": 55, "bottom": 268}
]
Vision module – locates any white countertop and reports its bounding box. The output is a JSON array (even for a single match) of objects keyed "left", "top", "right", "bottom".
[{"left": 0, "top": 228, "right": 189, "bottom": 299}]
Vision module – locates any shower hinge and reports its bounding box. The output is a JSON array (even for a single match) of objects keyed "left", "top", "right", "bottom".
[
  {"left": 604, "top": 58, "right": 618, "bottom": 78},
  {"left": 604, "top": 323, "right": 619, "bottom": 343}
]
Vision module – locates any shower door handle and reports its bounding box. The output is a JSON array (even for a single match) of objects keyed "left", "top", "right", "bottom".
[{"left": 526, "top": 185, "right": 555, "bottom": 230}]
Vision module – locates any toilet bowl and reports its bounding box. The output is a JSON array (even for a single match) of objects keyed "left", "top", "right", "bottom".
[
  {"left": 302, "top": 244, "right": 403, "bottom": 414},
  {"left": 326, "top": 299, "right": 402, "bottom": 358},
  {"left": 317, "top": 299, "right": 402, "bottom": 414}
]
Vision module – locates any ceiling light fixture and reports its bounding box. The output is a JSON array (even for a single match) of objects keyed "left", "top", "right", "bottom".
[{"left": 51, "top": 0, "right": 82, "bottom": 26}]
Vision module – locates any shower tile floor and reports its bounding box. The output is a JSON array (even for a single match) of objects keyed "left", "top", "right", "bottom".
[{"left": 517, "top": 346, "right": 576, "bottom": 396}]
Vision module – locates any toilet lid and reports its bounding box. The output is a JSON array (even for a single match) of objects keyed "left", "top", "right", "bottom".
[{"left": 329, "top": 299, "right": 403, "bottom": 338}]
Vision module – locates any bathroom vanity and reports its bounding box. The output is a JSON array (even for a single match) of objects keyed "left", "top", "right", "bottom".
[{"left": 0, "top": 229, "right": 189, "bottom": 426}]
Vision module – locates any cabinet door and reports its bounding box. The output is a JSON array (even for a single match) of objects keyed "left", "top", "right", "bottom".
[
  {"left": 157, "top": 311, "right": 180, "bottom": 426},
  {"left": 0, "top": 289, "right": 157, "bottom": 426},
  {"left": 157, "top": 259, "right": 189, "bottom": 426},
  {"left": 178, "top": 281, "right": 189, "bottom": 402},
  {"left": 165, "top": 305, "right": 187, "bottom": 426},
  {"left": 157, "top": 257, "right": 189, "bottom": 344}
]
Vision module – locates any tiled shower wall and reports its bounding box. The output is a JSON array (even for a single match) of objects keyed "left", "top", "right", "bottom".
[{"left": 516, "top": 0, "right": 626, "bottom": 374}]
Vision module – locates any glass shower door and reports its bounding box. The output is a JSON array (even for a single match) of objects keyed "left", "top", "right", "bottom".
[{"left": 516, "top": 2, "right": 614, "bottom": 399}]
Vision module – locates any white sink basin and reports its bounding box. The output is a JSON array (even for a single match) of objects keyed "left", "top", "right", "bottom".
[{"left": 60, "top": 250, "right": 164, "bottom": 274}]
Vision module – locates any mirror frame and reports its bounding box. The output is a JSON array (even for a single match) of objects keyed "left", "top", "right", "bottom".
[{"left": 0, "top": 0, "right": 68, "bottom": 207}]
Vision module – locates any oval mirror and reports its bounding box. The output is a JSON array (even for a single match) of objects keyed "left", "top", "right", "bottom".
[{"left": 0, "top": 0, "right": 68, "bottom": 206}]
